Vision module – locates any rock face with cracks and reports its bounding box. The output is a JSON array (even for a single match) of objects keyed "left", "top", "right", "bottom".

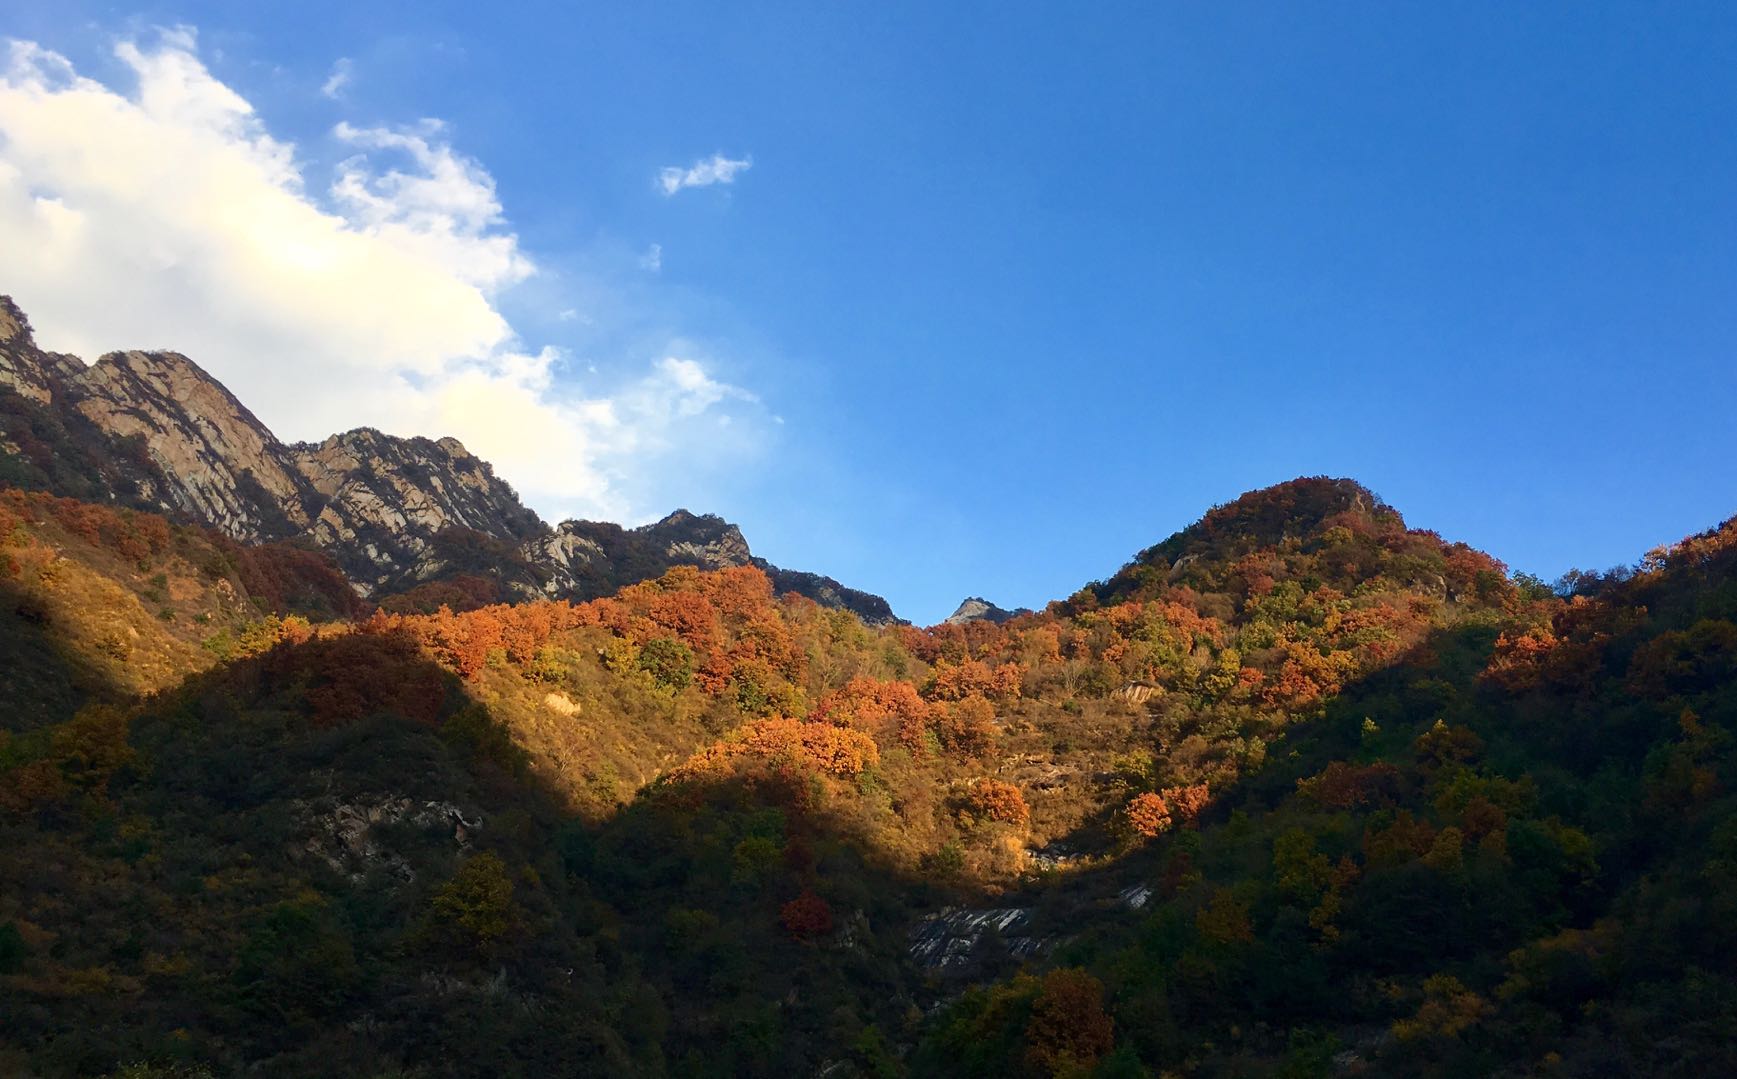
[
  {"left": 0, "top": 293, "right": 899, "bottom": 619},
  {"left": 295, "top": 795, "right": 484, "bottom": 883},
  {"left": 908, "top": 907, "right": 1051, "bottom": 968}
]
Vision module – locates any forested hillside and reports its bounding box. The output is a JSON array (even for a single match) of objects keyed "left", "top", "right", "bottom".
[{"left": 2, "top": 477, "right": 1734, "bottom": 1077}]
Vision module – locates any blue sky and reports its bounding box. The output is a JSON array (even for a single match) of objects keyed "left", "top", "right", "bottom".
[{"left": 4, "top": 4, "right": 1735, "bottom": 623}]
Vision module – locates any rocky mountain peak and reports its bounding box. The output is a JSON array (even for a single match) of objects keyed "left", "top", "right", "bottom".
[
  {"left": 634, "top": 509, "right": 751, "bottom": 568},
  {"left": 81, "top": 349, "right": 284, "bottom": 458},
  {"left": 0, "top": 295, "right": 84, "bottom": 406},
  {"left": 0, "top": 295, "right": 30, "bottom": 345},
  {"left": 0, "top": 292, "right": 899, "bottom": 621},
  {"left": 758, "top": 562, "right": 902, "bottom": 626},
  {"left": 944, "top": 596, "right": 1030, "bottom": 625},
  {"left": 1128, "top": 476, "right": 1395, "bottom": 578},
  {"left": 288, "top": 427, "right": 545, "bottom": 592},
  {"left": 527, "top": 512, "right": 900, "bottom": 624},
  {"left": 0, "top": 297, "right": 545, "bottom": 582},
  {"left": 639, "top": 508, "right": 741, "bottom": 542},
  {"left": 67, "top": 349, "right": 313, "bottom": 541}
]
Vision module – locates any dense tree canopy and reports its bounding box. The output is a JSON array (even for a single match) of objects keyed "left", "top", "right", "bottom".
[{"left": 4, "top": 478, "right": 1736, "bottom": 1076}]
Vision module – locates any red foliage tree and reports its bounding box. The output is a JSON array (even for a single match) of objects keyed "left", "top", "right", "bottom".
[
  {"left": 269, "top": 633, "right": 451, "bottom": 728},
  {"left": 779, "top": 890, "right": 834, "bottom": 941},
  {"left": 379, "top": 574, "right": 500, "bottom": 615},
  {"left": 1296, "top": 761, "right": 1402, "bottom": 810},
  {"left": 231, "top": 540, "right": 368, "bottom": 618},
  {"left": 1023, "top": 968, "right": 1115, "bottom": 1076}
]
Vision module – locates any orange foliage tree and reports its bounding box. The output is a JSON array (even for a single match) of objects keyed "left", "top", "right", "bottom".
[
  {"left": 1166, "top": 782, "right": 1211, "bottom": 823},
  {"left": 811, "top": 676, "right": 935, "bottom": 749},
  {"left": 935, "top": 694, "right": 997, "bottom": 759},
  {"left": 674, "top": 717, "right": 879, "bottom": 780},
  {"left": 1126, "top": 783, "right": 1211, "bottom": 838},
  {"left": 928, "top": 658, "right": 1026, "bottom": 702},
  {"left": 963, "top": 778, "right": 1029, "bottom": 827},
  {"left": 1483, "top": 627, "right": 1560, "bottom": 692},
  {"left": 1125, "top": 792, "right": 1173, "bottom": 838}
]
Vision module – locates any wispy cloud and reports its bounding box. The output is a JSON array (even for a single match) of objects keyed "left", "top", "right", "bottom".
[
  {"left": 657, "top": 152, "right": 751, "bottom": 196},
  {"left": 0, "top": 28, "right": 765, "bottom": 521},
  {"left": 639, "top": 242, "right": 662, "bottom": 272},
  {"left": 320, "top": 56, "right": 351, "bottom": 99}
]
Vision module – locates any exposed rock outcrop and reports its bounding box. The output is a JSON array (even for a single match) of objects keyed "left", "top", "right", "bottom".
[
  {"left": 529, "top": 509, "right": 902, "bottom": 625},
  {"left": 1, "top": 314, "right": 544, "bottom": 593},
  {"left": 296, "top": 794, "right": 483, "bottom": 883},
  {"left": 288, "top": 428, "right": 544, "bottom": 592},
  {"left": 0, "top": 297, "right": 83, "bottom": 404},
  {"left": 760, "top": 562, "right": 901, "bottom": 627},
  {"left": 70, "top": 349, "right": 318, "bottom": 541},
  {"left": 0, "top": 293, "right": 901, "bottom": 620},
  {"left": 908, "top": 907, "right": 1051, "bottom": 969},
  {"left": 944, "top": 596, "right": 1030, "bottom": 625}
]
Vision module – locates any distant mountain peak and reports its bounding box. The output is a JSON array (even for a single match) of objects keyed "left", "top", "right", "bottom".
[
  {"left": 537, "top": 510, "right": 900, "bottom": 625},
  {"left": 640, "top": 508, "right": 732, "bottom": 533},
  {"left": 1134, "top": 476, "right": 1395, "bottom": 567},
  {"left": 944, "top": 596, "right": 1030, "bottom": 625}
]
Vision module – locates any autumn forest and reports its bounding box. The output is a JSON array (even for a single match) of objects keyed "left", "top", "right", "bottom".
[{"left": 2, "top": 457, "right": 1735, "bottom": 1078}]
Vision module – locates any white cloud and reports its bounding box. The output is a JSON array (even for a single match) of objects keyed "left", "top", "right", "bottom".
[
  {"left": 0, "top": 28, "right": 762, "bottom": 522},
  {"left": 639, "top": 242, "right": 662, "bottom": 272},
  {"left": 657, "top": 152, "right": 751, "bottom": 196},
  {"left": 331, "top": 119, "right": 533, "bottom": 292},
  {"left": 651, "top": 356, "right": 756, "bottom": 417},
  {"left": 320, "top": 57, "right": 351, "bottom": 99}
]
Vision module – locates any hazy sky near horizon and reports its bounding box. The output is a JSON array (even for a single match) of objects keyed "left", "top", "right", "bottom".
[{"left": 2, "top": 3, "right": 1734, "bottom": 623}]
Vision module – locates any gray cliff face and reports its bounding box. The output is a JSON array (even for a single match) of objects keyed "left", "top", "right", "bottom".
[
  {"left": 0, "top": 297, "right": 84, "bottom": 405},
  {"left": 71, "top": 349, "right": 318, "bottom": 542},
  {"left": 527, "top": 509, "right": 902, "bottom": 625},
  {"left": 0, "top": 295, "right": 544, "bottom": 593},
  {"left": 528, "top": 510, "right": 752, "bottom": 598},
  {"left": 944, "top": 596, "right": 1031, "bottom": 625},
  {"left": 288, "top": 428, "right": 544, "bottom": 592},
  {"left": 0, "top": 293, "right": 901, "bottom": 621}
]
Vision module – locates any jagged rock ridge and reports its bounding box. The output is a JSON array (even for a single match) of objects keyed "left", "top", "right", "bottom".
[
  {"left": 0, "top": 294, "right": 899, "bottom": 622},
  {"left": 533, "top": 508, "right": 899, "bottom": 625},
  {"left": 943, "top": 596, "right": 1031, "bottom": 625},
  {"left": 1, "top": 300, "right": 540, "bottom": 592}
]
